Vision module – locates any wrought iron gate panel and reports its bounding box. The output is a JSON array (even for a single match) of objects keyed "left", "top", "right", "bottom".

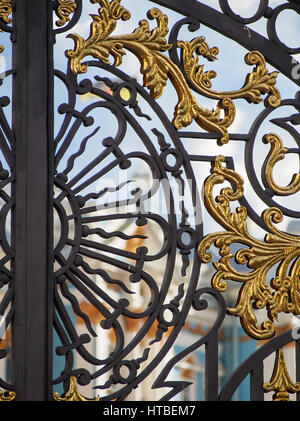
[{"left": 0, "top": 0, "right": 298, "bottom": 401}]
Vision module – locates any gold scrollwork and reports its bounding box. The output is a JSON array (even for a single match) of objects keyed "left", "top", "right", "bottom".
[
  {"left": 179, "top": 41, "right": 280, "bottom": 108},
  {"left": 65, "top": 0, "right": 280, "bottom": 145},
  {"left": 263, "top": 133, "right": 300, "bottom": 196},
  {"left": 0, "top": 389, "right": 15, "bottom": 401},
  {"left": 198, "top": 155, "right": 300, "bottom": 340},
  {"left": 53, "top": 376, "right": 100, "bottom": 401},
  {"left": 263, "top": 348, "right": 300, "bottom": 400},
  {"left": 0, "top": 0, "right": 12, "bottom": 24},
  {"left": 55, "top": 0, "right": 77, "bottom": 27},
  {"left": 0, "top": 0, "right": 12, "bottom": 53}
]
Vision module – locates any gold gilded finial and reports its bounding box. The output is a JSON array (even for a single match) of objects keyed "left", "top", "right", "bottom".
[
  {"left": 264, "top": 349, "right": 300, "bottom": 401},
  {"left": 53, "top": 376, "right": 100, "bottom": 401},
  {"left": 65, "top": 0, "right": 281, "bottom": 145}
]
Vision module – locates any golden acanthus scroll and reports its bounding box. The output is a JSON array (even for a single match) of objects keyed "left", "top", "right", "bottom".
[
  {"left": 65, "top": 0, "right": 280, "bottom": 145},
  {"left": 197, "top": 155, "right": 300, "bottom": 340},
  {"left": 55, "top": 0, "right": 77, "bottom": 27}
]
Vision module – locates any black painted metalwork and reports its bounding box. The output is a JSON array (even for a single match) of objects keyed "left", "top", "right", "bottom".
[
  {"left": 11, "top": 0, "right": 54, "bottom": 401},
  {"left": 0, "top": 0, "right": 298, "bottom": 401}
]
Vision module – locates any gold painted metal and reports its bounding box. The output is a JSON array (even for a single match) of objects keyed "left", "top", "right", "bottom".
[
  {"left": 263, "top": 133, "right": 300, "bottom": 195},
  {"left": 55, "top": 0, "right": 77, "bottom": 27},
  {"left": 0, "top": 0, "right": 12, "bottom": 24},
  {"left": 198, "top": 155, "right": 300, "bottom": 340},
  {"left": 0, "top": 389, "right": 15, "bottom": 401},
  {"left": 0, "top": 0, "right": 12, "bottom": 53},
  {"left": 53, "top": 376, "right": 100, "bottom": 401},
  {"left": 179, "top": 42, "right": 280, "bottom": 108},
  {"left": 263, "top": 348, "right": 300, "bottom": 400},
  {"left": 65, "top": 0, "right": 280, "bottom": 145}
]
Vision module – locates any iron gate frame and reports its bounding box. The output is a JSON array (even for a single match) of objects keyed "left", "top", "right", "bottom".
[{"left": 0, "top": 0, "right": 298, "bottom": 401}]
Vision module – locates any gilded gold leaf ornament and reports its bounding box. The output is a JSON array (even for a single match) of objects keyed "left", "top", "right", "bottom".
[
  {"left": 65, "top": 0, "right": 280, "bottom": 145},
  {"left": 66, "top": 0, "right": 131, "bottom": 74},
  {"left": 179, "top": 43, "right": 281, "bottom": 108},
  {"left": 53, "top": 376, "right": 100, "bottom": 401},
  {"left": 55, "top": 0, "right": 77, "bottom": 27},
  {"left": 263, "top": 133, "right": 300, "bottom": 195},
  {"left": 263, "top": 348, "right": 300, "bottom": 401},
  {"left": 0, "top": 0, "right": 12, "bottom": 24},
  {"left": 0, "top": 389, "right": 15, "bottom": 401},
  {"left": 198, "top": 156, "right": 300, "bottom": 340},
  {"left": 0, "top": 0, "right": 12, "bottom": 53}
]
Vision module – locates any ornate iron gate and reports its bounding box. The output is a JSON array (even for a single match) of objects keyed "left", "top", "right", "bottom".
[{"left": 0, "top": 0, "right": 299, "bottom": 402}]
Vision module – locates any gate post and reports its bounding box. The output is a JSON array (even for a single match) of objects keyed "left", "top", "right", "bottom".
[{"left": 11, "top": 0, "right": 54, "bottom": 400}]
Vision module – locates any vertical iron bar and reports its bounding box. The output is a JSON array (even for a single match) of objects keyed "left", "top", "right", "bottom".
[
  {"left": 250, "top": 363, "right": 264, "bottom": 401},
  {"left": 11, "top": 0, "right": 53, "bottom": 400},
  {"left": 205, "top": 333, "right": 219, "bottom": 401}
]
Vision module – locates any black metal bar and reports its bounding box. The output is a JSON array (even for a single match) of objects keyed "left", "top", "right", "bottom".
[
  {"left": 152, "top": 0, "right": 299, "bottom": 87},
  {"left": 205, "top": 333, "right": 219, "bottom": 401},
  {"left": 11, "top": 0, "right": 53, "bottom": 401},
  {"left": 219, "top": 331, "right": 294, "bottom": 401},
  {"left": 250, "top": 363, "right": 264, "bottom": 401}
]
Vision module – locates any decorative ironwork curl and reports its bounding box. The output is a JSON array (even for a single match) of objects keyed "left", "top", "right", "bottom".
[
  {"left": 152, "top": 287, "right": 227, "bottom": 401},
  {"left": 52, "top": 57, "right": 197, "bottom": 399},
  {"left": 152, "top": 0, "right": 300, "bottom": 87},
  {"left": 243, "top": 93, "right": 300, "bottom": 226},
  {"left": 0, "top": 73, "right": 14, "bottom": 396},
  {"left": 219, "top": 0, "right": 269, "bottom": 25},
  {"left": 266, "top": 3, "right": 300, "bottom": 55},
  {"left": 94, "top": 348, "right": 150, "bottom": 391},
  {"left": 51, "top": 0, "right": 300, "bottom": 401},
  {"left": 150, "top": 284, "right": 185, "bottom": 345},
  {"left": 219, "top": 1, "right": 300, "bottom": 55}
]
